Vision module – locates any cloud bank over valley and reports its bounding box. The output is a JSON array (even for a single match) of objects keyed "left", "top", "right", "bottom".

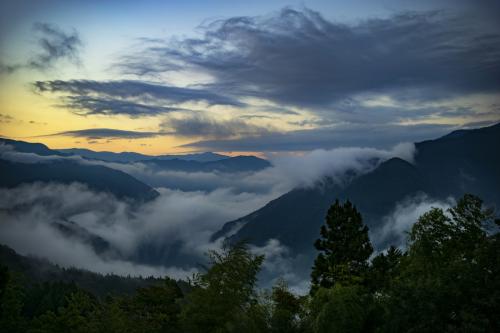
[{"left": 0, "top": 141, "right": 424, "bottom": 290}]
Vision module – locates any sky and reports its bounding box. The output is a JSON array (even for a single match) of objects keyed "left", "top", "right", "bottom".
[{"left": 0, "top": 0, "right": 499, "bottom": 155}]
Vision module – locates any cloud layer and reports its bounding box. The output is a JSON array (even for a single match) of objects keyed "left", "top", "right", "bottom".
[
  {"left": 0, "top": 140, "right": 419, "bottom": 289},
  {"left": 1, "top": 141, "right": 416, "bottom": 192},
  {"left": 0, "top": 182, "right": 276, "bottom": 278},
  {"left": 182, "top": 123, "right": 452, "bottom": 151}
]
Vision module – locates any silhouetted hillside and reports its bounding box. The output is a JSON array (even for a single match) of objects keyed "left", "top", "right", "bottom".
[
  {"left": 0, "top": 245, "right": 161, "bottom": 297},
  {"left": 143, "top": 155, "right": 271, "bottom": 173},
  {"left": 58, "top": 148, "right": 229, "bottom": 163},
  {"left": 0, "top": 138, "right": 66, "bottom": 156},
  {"left": 0, "top": 159, "right": 159, "bottom": 201}
]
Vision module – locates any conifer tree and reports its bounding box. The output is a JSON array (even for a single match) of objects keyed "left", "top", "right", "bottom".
[{"left": 311, "top": 199, "right": 373, "bottom": 293}]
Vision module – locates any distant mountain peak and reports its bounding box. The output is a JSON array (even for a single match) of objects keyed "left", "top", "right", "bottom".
[
  {"left": 57, "top": 148, "right": 229, "bottom": 163},
  {"left": 0, "top": 138, "right": 66, "bottom": 156}
]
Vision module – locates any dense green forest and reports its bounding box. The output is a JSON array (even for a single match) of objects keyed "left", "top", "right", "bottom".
[{"left": 1, "top": 194, "right": 499, "bottom": 332}]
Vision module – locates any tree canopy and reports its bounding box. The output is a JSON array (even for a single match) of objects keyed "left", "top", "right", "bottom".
[{"left": 1, "top": 194, "right": 498, "bottom": 332}]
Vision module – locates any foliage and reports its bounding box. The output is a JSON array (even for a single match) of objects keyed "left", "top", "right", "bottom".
[
  {"left": 179, "top": 241, "right": 265, "bottom": 333},
  {"left": 0, "top": 244, "right": 163, "bottom": 297},
  {"left": 311, "top": 199, "right": 373, "bottom": 293},
  {"left": 123, "top": 278, "right": 183, "bottom": 333},
  {"left": 308, "top": 194, "right": 499, "bottom": 332},
  {"left": 29, "top": 290, "right": 97, "bottom": 333},
  {"left": 309, "top": 284, "right": 368, "bottom": 333},
  {"left": 378, "top": 194, "right": 500, "bottom": 332},
  {"left": 367, "top": 246, "right": 403, "bottom": 292},
  {"left": 268, "top": 279, "right": 305, "bottom": 333},
  {"left": 0, "top": 267, "right": 27, "bottom": 333}
]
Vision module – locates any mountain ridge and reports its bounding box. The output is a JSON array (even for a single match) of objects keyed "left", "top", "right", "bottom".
[
  {"left": 0, "top": 159, "right": 159, "bottom": 201},
  {"left": 57, "top": 148, "right": 230, "bottom": 163},
  {"left": 216, "top": 123, "right": 500, "bottom": 254}
]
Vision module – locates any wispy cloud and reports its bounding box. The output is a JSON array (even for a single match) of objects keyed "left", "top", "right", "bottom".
[
  {"left": 29, "top": 22, "right": 82, "bottom": 70},
  {"left": 0, "top": 114, "right": 14, "bottom": 123},
  {"left": 59, "top": 96, "right": 186, "bottom": 117},
  {"left": 33, "top": 79, "right": 244, "bottom": 117},
  {"left": 161, "top": 113, "right": 273, "bottom": 139},
  {"left": 42, "top": 128, "right": 163, "bottom": 140},
  {"left": 34, "top": 80, "right": 244, "bottom": 106},
  {"left": 372, "top": 194, "right": 454, "bottom": 249},
  {"left": 1, "top": 22, "right": 82, "bottom": 73}
]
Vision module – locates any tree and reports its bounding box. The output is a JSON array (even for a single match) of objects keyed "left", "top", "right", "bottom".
[
  {"left": 30, "top": 290, "right": 97, "bottom": 333},
  {"left": 309, "top": 284, "right": 368, "bottom": 333},
  {"left": 92, "top": 297, "right": 131, "bottom": 333},
  {"left": 380, "top": 194, "right": 500, "bottom": 332},
  {"left": 124, "top": 278, "right": 183, "bottom": 333},
  {"left": 179, "top": 241, "right": 265, "bottom": 333},
  {"left": 23, "top": 281, "right": 80, "bottom": 318},
  {"left": 268, "top": 279, "right": 303, "bottom": 333},
  {"left": 368, "top": 246, "right": 403, "bottom": 292},
  {"left": 311, "top": 199, "right": 373, "bottom": 293},
  {"left": 0, "top": 267, "right": 26, "bottom": 333}
]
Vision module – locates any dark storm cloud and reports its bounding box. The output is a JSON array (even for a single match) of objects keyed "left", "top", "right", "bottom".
[
  {"left": 29, "top": 22, "right": 82, "bottom": 70},
  {"left": 120, "top": 8, "right": 500, "bottom": 108},
  {"left": 161, "top": 114, "right": 271, "bottom": 138},
  {"left": 46, "top": 128, "right": 162, "bottom": 139},
  {"left": 34, "top": 80, "right": 244, "bottom": 108},
  {"left": 181, "top": 123, "right": 460, "bottom": 151},
  {"left": 317, "top": 101, "right": 500, "bottom": 126}
]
